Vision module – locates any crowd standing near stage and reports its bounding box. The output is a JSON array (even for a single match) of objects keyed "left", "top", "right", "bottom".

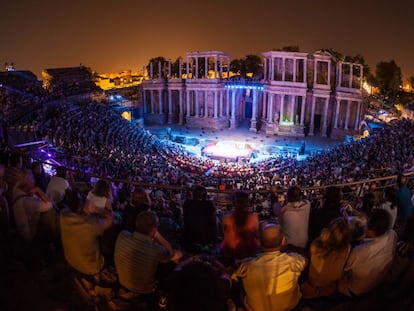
[{"left": 0, "top": 87, "right": 414, "bottom": 310}]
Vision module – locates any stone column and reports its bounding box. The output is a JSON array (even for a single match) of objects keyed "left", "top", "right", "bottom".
[
  {"left": 186, "top": 90, "right": 190, "bottom": 117},
  {"left": 313, "top": 61, "right": 318, "bottom": 85},
  {"left": 270, "top": 58, "right": 274, "bottom": 81},
  {"left": 214, "top": 91, "right": 218, "bottom": 118},
  {"left": 300, "top": 96, "right": 305, "bottom": 126},
  {"left": 282, "top": 58, "right": 286, "bottom": 81},
  {"left": 220, "top": 90, "right": 224, "bottom": 117},
  {"left": 226, "top": 89, "right": 230, "bottom": 117},
  {"left": 250, "top": 88, "right": 258, "bottom": 132},
  {"left": 204, "top": 91, "right": 208, "bottom": 117},
  {"left": 334, "top": 99, "right": 340, "bottom": 128},
  {"left": 322, "top": 97, "right": 329, "bottom": 137},
  {"left": 186, "top": 58, "right": 190, "bottom": 78},
  {"left": 195, "top": 57, "right": 199, "bottom": 79},
  {"left": 205, "top": 57, "right": 208, "bottom": 78},
  {"left": 227, "top": 57, "right": 230, "bottom": 78},
  {"left": 179, "top": 90, "right": 184, "bottom": 125},
  {"left": 345, "top": 100, "right": 350, "bottom": 129},
  {"left": 158, "top": 90, "right": 163, "bottom": 114},
  {"left": 310, "top": 96, "right": 316, "bottom": 135},
  {"left": 263, "top": 58, "right": 267, "bottom": 81},
  {"left": 268, "top": 93, "right": 273, "bottom": 123},
  {"left": 262, "top": 91, "right": 267, "bottom": 119},
  {"left": 279, "top": 95, "right": 284, "bottom": 123},
  {"left": 293, "top": 58, "right": 297, "bottom": 82},
  {"left": 337, "top": 63, "right": 342, "bottom": 87},
  {"left": 303, "top": 58, "right": 307, "bottom": 83},
  {"left": 230, "top": 90, "right": 236, "bottom": 128},
  {"left": 168, "top": 89, "right": 173, "bottom": 123},
  {"left": 178, "top": 58, "right": 182, "bottom": 79},
  {"left": 349, "top": 64, "right": 353, "bottom": 88},
  {"left": 219, "top": 57, "right": 223, "bottom": 78},
  {"left": 143, "top": 90, "right": 147, "bottom": 113},
  {"left": 252, "top": 89, "right": 258, "bottom": 121},
  {"left": 327, "top": 61, "right": 331, "bottom": 86},
  {"left": 150, "top": 90, "right": 155, "bottom": 113},
  {"left": 354, "top": 101, "right": 361, "bottom": 130},
  {"left": 214, "top": 57, "right": 218, "bottom": 78},
  {"left": 290, "top": 95, "right": 295, "bottom": 123},
  {"left": 195, "top": 91, "right": 199, "bottom": 117}
]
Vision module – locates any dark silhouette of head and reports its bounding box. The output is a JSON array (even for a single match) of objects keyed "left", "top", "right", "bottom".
[
  {"left": 287, "top": 186, "right": 302, "bottom": 203},
  {"left": 192, "top": 185, "right": 207, "bottom": 201},
  {"left": 92, "top": 179, "right": 111, "bottom": 198},
  {"left": 135, "top": 211, "right": 158, "bottom": 235},
  {"left": 167, "top": 255, "right": 229, "bottom": 311},
  {"left": 324, "top": 186, "right": 342, "bottom": 209},
  {"left": 367, "top": 209, "right": 390, "bottom": 237}
]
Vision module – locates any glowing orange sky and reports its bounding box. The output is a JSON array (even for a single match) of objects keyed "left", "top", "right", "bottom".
[{"left": 1, "top": 0, "right": 413, "bottom": 80}]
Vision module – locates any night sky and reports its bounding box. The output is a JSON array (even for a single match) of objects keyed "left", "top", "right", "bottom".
[{"left": 1, "top": 0, "right": 413, "bottom": 80}]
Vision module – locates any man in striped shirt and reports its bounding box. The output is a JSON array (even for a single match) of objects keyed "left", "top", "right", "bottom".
[{"left": 114, "top": 211, "right": 180, "bottom": 294}]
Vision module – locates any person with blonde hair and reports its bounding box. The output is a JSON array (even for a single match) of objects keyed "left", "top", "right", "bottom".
[{"left": 302, "top": 217, "right": 351, "bottom": 298}]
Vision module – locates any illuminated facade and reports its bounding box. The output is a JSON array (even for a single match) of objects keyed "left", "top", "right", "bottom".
[{"left": 141, "top": 50, "right": 365, "bottom": 138}]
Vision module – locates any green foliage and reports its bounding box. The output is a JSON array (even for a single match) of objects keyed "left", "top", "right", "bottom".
[
  {"left": 321, "top": 48, "right": 344, "bottom": 63},
  {"left": 273, "top": 46, "right": 300, "bottom": 52},
  {"left": 230, "top": 58, "right": 244, "bottom": 75},
  {"left": 409, "top": 76, "right": 414, "bottom": 89},
  {"left": 230, "top": 55, "right": 262, "bottom": 78},
  {"left": 374, "top": 60, "right": 402, "bottom": 96},
  {"left": 171, "top": 57, "right": 181, "bottom": 78}
]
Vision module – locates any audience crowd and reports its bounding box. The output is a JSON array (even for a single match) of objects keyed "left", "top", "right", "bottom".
[{"left": 0, "top": 87, "right": 414, "bottom": 310}]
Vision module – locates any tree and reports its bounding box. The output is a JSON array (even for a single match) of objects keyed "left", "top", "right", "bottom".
[
  {"left": 244, "top": 54, "right": 263, "bottom": 79},
  {"left": 230, "top": 58, "right": 245, "bottom": 76},
  {"left": 146, "top": 56, "right": 167, "bottom": 79},
  {"left": 171, "top": 57, "right": 182, "bottom": 78},
  {"left": 321, "top": 49, "right": 344, "bottom": 63},
  {"left": 230, "top": 55, "right": 262, "bottom": 78},
  {"left": 273, "top": 46, "right": 300, "bottom": 52},
  {"left": 373, "top": 60, "right": 402, "bottom": 96},
  {"left": 409, "top": 76, "right": 414, "bottom": 90}
]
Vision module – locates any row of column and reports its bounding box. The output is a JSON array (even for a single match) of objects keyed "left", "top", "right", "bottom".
[
  {"left": 337, "top": 63, "right": 363, "bottom": 89},
  {"left": 262, "top": 92, "right": 306, "bottom": 126},
  {"left": 143, "top": 88, "right": 261, "bottom": 125},
  {"left": 263, "top": 57, "right": 307, "bottom": 83},
  {"left": 186, "top": 55, "right": 230, "bottom": 79},
  {"left": 143, "top": 89, "right": 362, "bottom": 133},
  {"left": 334, "top": 99, "right": 362, "bottom": 130}
]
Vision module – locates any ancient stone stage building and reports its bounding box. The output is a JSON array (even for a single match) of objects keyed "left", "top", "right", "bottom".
[{"left": 141, "top": 50, "right": 364, "bottom": 138}]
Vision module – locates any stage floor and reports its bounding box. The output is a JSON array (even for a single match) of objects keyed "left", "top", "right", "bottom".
[{"left": 148, "top": 124, "right": 343, "bottom": 162}]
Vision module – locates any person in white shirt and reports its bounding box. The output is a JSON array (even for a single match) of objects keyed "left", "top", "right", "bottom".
[
  {"left": 273, "top": 186, "right": 311, "bottom": 249},
  {"left": 375, "top": 187, "right": 397, "bottom": 230},
  {"left": 46, "top": 166, "right": 71, "bottom": 206},
  {"left": 338, "top": 209, "right": 397, "bottom": 296}
]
